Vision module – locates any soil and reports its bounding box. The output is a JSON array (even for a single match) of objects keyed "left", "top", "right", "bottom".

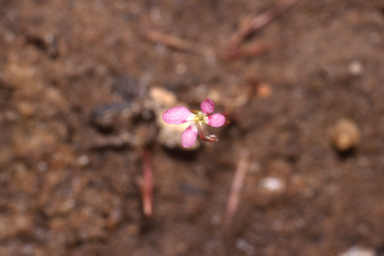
[{"left": 1, "top": 0, "right": 384, "bottom": 255}]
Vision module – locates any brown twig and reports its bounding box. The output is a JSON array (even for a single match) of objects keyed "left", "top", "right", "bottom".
[
  {"left": 142, "top": 147, "right": 153, "bottom": 217},
  {"left": 224, "top": 148, "right": 250, "bottom": 229},
  {"left": 225, "top": 0, "right": 297, "bottom": 57},
  {"left": 222, "top": 43, "right": 271, "bottom": 60},
  {"left": 144, "top": 29, "right": 199, "bottom": 53}
]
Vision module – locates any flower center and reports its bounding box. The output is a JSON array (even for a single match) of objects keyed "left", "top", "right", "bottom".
[{"left": 192, "top": 110, "right": 206, "bottom": 123}]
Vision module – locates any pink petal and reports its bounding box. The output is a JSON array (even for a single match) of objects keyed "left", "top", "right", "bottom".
[
  {"left": 181, "top": 125, "right": 198, "bottom": 148},
  {"left": 162, "top": 106, "right": 193, "bottom": 125},
  {"left": 200, "top": 98, "right": 215, "bottom": 114},
  {"left": 207, "top": 113, "right": 225, "bottom": 127}
]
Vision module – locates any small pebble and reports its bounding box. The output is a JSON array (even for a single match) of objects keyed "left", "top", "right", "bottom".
[
  {"left": 257, "top": 83, "right": 272, "bottom": 98},
  {"left": 78, "top": 155, "right": 89, "bottom": 166},
  {"left": 259, "top": 177, "right": 285, "bottom": 193},
  {"left": 338, "top": 246, "right": 375, "bottom": 256},
  {"left": 330, "top": 118, "right": 361, "bottom": 151},
  {"left": 348, "top": 61, "right": 364, "bottom": 76}
]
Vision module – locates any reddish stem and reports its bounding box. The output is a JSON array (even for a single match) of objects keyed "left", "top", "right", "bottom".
[
  {"left": 194, "top": 120, "right": 217, "bottom": 143},
  {"left": 142, "top": 148, "right": 153, "bottom": 217}
]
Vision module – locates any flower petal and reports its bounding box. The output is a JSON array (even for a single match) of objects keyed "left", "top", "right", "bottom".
[
  {"left": 181, "top": 125, "right": 198, "bottom": 148},
  {"left": 207, "top": 113, "right": 225, "bottom": 127},
  {"left": 200, "top": 98, "right": 215, "bottom": 114},
  {"left": 162, "top": 106, "right": 193, "bottom": 125}
]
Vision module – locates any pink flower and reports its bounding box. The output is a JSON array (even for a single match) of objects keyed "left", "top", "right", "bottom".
[{"left": 162, "top": 98, "right": 226, "bottom": 148}]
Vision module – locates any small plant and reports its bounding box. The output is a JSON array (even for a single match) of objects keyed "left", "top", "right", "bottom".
[{"left": 162, "top": 99, "right": 227, "bottom": 148}]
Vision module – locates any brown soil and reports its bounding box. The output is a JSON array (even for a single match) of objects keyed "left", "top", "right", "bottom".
[{"left": 1, "top": 0, "right": 384, "bottom": 255}]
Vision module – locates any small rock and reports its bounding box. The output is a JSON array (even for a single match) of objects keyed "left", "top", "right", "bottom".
[
  {"left": 348, "top": 61, "right": 364, "bottom": 76},
  {"left": 330, "top": 118, "right": 361, "bottom": 151},
  {"left": 338, "top": 246, "right": 375, "bottom": 256},
  {"left": 257, "top": 83, "right": 272, "bottom": 98},
  {"left": 259, "top": 177, "right": 285, "bottom": 193},
  {"left": 78, "top": 155, "right": 89, "bottom": 166}
]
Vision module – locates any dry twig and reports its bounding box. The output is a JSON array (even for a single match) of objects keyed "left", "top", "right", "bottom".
[
  {"left": 144, "top": 30, "right": 199, "bottom": 53},
  {"left": 224, "top": 0, "right": 297, "bottom": 58},
  {"left": 222, "top": 43, "right": 271, "bottom": 59},
  {"left": 224, "top": 148, "right": 250, "bottom": 229}
]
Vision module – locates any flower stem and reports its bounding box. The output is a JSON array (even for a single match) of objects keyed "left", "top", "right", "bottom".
[{"left": 194, "top": 120, "right": 218, "bottom": 143}]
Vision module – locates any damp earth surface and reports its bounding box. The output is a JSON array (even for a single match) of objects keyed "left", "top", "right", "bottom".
[{"left": 1, "top": 1, "right": 384, "bottom": 255}]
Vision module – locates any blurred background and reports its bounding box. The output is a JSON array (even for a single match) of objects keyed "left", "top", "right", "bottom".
[{"left": 0, "top": 0, "right": 384, "bottom": 255}]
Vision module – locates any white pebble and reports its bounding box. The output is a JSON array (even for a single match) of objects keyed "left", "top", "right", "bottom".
[
  {"left": 260, "top": 177, "right": 285, "bottom": 192},
  {"left": 348, "top": 61, "right": 364, "bottom": 76},
  {"left": 78, "top": 155, "right": 89, "bottom": 166},
  {"left": 338, "top": 246, "right": 376, "bottom": 256}
]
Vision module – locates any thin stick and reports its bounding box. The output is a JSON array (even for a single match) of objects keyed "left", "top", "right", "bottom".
[
  {"left": 227, "top": 0, "right": 297, "bottom": 51},
  {"left": 144, "top": 30, "right": 199, "bottom": 53},
  {"left": 142, "top": 148, "right": 153, "bottom": 217},
  {"left": 224, "top": 148, "right": 250, "bottom": 229},
  {"left": 222, "top": 43, "right": 270, "bottom": 60}
]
